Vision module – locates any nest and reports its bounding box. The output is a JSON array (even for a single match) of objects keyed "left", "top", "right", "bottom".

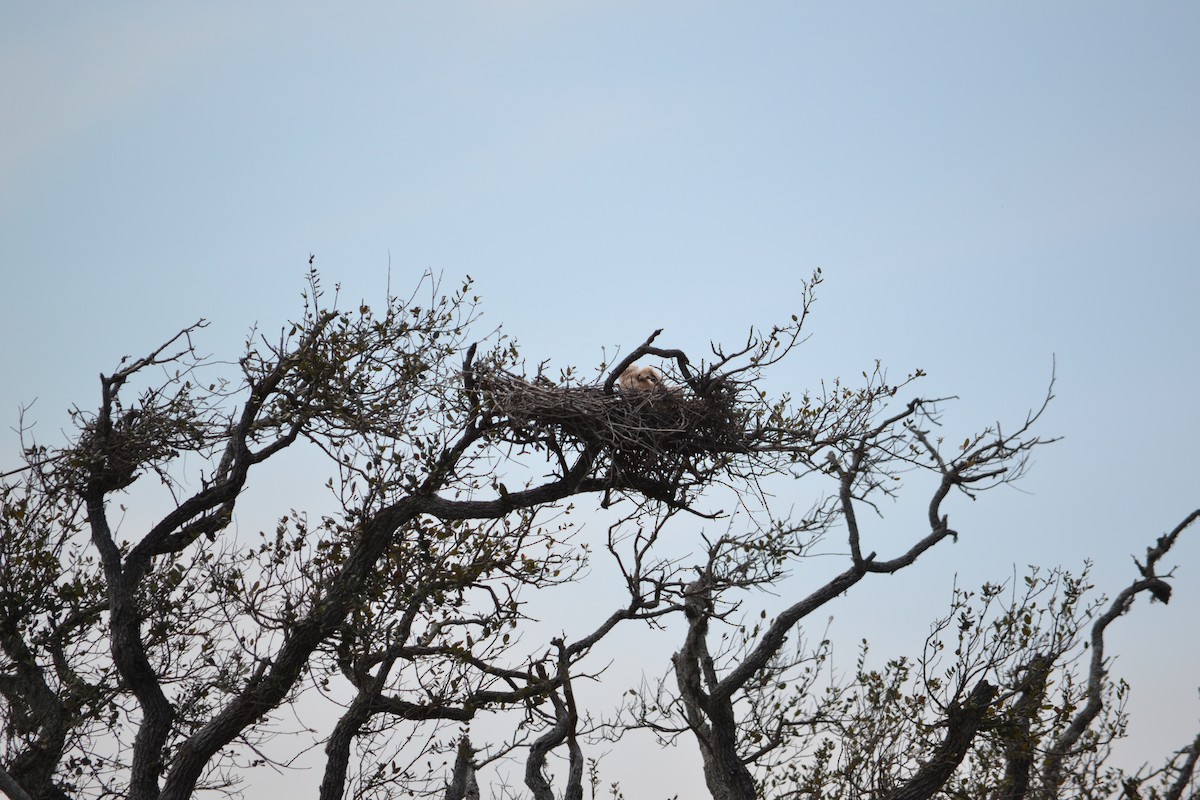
[
  {"left": 72, "top": 409, "right": 204, "bottom": 493},
  {"left": 474, "top": 370, "right": 746, "bottom": 494}
]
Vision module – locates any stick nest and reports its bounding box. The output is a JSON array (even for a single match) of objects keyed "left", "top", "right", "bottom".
[{"left": 475, "top": 370, "right": 747, "bottom": 490}]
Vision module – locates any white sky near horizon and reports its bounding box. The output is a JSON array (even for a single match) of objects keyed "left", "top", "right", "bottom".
[{"left": 2, "top": 3, "right": 1199, "bottom": 798}]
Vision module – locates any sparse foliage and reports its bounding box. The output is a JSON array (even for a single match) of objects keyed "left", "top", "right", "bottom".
[{"left": 0, "top": 268, "right": 1196, "bottom": 800}]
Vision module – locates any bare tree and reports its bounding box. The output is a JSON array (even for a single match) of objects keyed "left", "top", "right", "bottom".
[
  {"left": 622, "top": 503, "right": 1199, "bottom": 800},
  {"left": 0, "top": 267, "right": 1195, "bottom": 800}
]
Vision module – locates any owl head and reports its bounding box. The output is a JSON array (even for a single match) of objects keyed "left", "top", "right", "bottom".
[{"left": 618, "top": 364, "right": 665, "bottom": 392}]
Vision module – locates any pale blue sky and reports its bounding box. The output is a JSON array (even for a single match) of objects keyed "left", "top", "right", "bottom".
[{"left": 2, "top": 3, "right": 1198, "bottom": 795}]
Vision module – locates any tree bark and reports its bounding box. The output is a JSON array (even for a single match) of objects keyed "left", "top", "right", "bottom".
[
  {"left": 880, "top": 680, "right": 998, "bottom": 800},
  {"left": 445, "top": 737, "right": 480, "bottom": 800},
  {"left": 996, "top": 654, "right": 1053, "bottom": 800},
  {"left": 0, "top": 766, "right": 35, "bottom": 800},
  {"left": 674, "top": 577, "right": 759, "bottom": 800}
]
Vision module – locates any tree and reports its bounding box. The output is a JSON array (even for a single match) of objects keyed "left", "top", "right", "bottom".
[
  {"left": 621, "top": 510, "right": 1199, "bottom": 800},
  {"left": 0, "top": 268, "right": 1195, "bottom": 800}
]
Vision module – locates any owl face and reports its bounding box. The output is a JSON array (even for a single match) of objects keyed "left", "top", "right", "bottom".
[{"left": 619, "top": 364, "right": 665, "bottom": 391}]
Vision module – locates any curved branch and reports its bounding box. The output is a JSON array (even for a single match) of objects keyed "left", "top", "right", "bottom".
[
  {"left": 1041, "top": 510, "right": 1199, "bottom": 793},
  {"left": 880, "top": 680, "right": 998, "bottom": 800}
]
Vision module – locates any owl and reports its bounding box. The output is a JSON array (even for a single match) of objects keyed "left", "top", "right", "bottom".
[{"left": 618, "top": 364, "right": 666, "bottom": 392}]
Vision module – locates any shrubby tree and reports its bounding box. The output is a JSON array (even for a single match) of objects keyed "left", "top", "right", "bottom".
[{"left": 0, "top": 269, "right": 1195, "bottom": 800}]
